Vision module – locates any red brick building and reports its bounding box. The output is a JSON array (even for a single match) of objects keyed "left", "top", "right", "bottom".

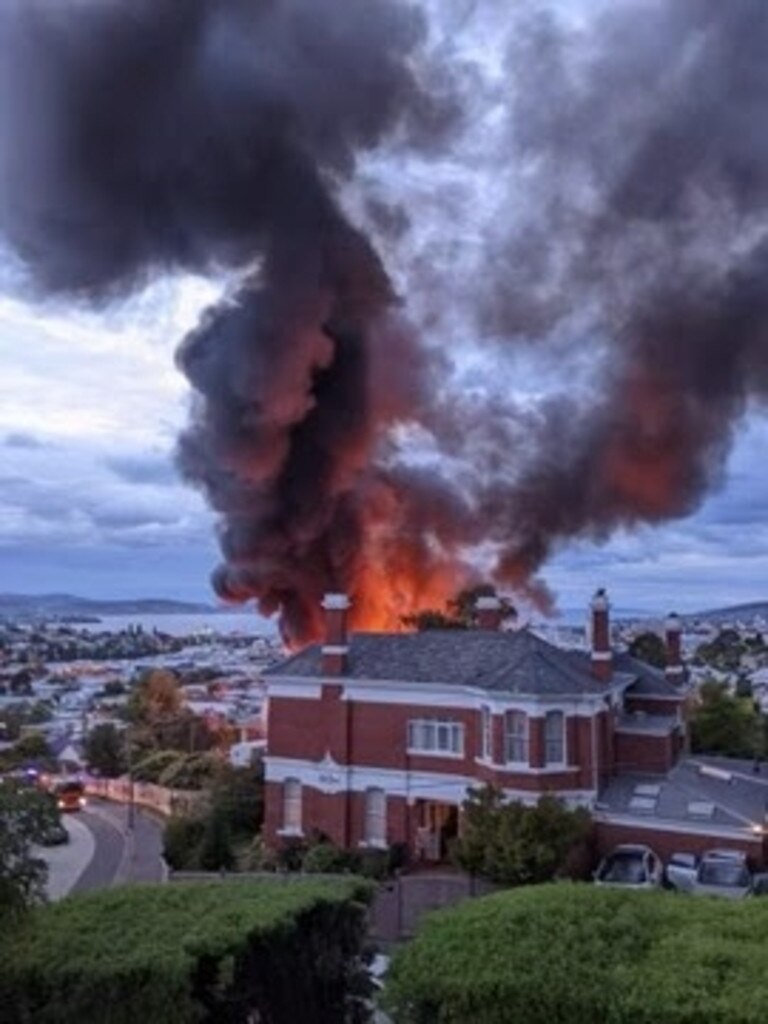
[{"left": 263, "top": 591, "right": 768, "bottom": 865}]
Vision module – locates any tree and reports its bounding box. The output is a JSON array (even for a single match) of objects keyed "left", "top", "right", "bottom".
[
  {"left": 84, "top": 723, "right": 126, "bottom": 778},
  {"left": 197, "top": 808, "right": 236, "bottom": 871},
  {"left": 628, "top": 631, "right": 667, "bottom": 669},
  {"left": 402, "top": 585, "right": 516, "bottom": 632},
  {"left": 0, "top": 779, "right": 58, "bottom": 919},
  {"left": 689, "top": 680, "right": 764, "bottom": 759},
  {"left": 127, "top": 668, "right": 184, "bottom": 722},
  {"left": 13, "top": 733, "right": 51, "bottom": 762},
  {"left": 453, "top": 786, "right": 592, "bottom": 886}
]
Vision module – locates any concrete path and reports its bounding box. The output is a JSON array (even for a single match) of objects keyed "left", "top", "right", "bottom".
[{"left": 35, "top": 814, "right": 96, "bottom": 901}]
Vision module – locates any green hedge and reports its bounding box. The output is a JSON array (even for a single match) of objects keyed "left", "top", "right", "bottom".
[
  {"left": 384, "top": 883, "right": 768, "bottom": 1024},
  {"left": 0, "top": 878, "right": 373, "bottom": 1024}
]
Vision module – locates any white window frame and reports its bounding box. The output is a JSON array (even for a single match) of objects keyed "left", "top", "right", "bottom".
[
  {"left": 362, "top": 787, "right": 387, "bottom": 848},
  {"left": 504, "top": 710, "right": 529, "bottom": 765},
  {"left": 544, "top": 711, "right": 566, "bottom": 766},
  {"left": 480, "top": 704, "right": 493, "bottom": 762},
  {"left": 279, "top": 777, "right": 303, "bottom": 836},
  {"left": 407, "top": 718, "right": 464, "bottom": 758}
]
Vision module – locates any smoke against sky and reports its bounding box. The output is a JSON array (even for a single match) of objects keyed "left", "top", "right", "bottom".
[{"left": 1, "top": 0, "right": 767, "bottom": 639}]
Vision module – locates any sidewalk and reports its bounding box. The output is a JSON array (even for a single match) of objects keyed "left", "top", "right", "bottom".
[{"left": 35, "top": 815, "right": 95, "bottom": 901}]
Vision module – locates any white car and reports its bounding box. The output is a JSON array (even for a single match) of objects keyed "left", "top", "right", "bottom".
[
  {"left": 665, "top": 849, "right": 767, "bottom": 900},
  {"left": 594, "top": 844, "right": 664, "bottom": 889}
]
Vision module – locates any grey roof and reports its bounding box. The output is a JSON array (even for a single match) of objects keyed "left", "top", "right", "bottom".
[
  {"left": 613, "top": 651, "right": 687, "bottom": 698},
  {"left": 598, "top": 756, "right": 768, "bottom": 831},
  {"left": 265, "top": 628, "right": 619, "bottom": 697}
]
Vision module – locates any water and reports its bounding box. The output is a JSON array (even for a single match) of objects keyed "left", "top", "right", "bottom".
[{"left": 83, "top": 611, "right": 277, "bottom": 637}]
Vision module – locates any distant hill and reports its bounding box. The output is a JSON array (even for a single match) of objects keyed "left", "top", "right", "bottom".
[
  {"left": 0, "top": 593, "right": 223, "bottom": 618},
  {"left": 686, "top": 602, "right": 768, "bottom": 624}
]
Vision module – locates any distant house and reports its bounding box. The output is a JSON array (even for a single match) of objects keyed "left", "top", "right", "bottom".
[{"left": 262, "top": 592, "right": 768, "bottom": 866}]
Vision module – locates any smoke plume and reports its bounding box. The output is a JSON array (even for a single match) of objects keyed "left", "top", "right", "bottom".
[{"left": 1, "top": 0, "right": 767, "bottom": 642}]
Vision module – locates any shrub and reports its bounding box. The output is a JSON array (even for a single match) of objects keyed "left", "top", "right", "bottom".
[
  {"left": 132, "top": 749, "right": 182, "bottom": 784},
  {"left": 159, "top": 751, "right": 220, "bottom": 791},
  {"left": 210, "top": 764, "right": 264, "bottom": 837},
  {"left": 0, "top": 878, "right": 374, "bottom": 1023},
  {"left": 197, "top": 809, "right": 236, "bottom": 872},
  {"left": 453, "top": 787, "right": 593, "bottom": 886},
  {"left": 303, "top": 842, "right": 360, "bottom": 875},
  {"left": 162, "top": 815, "right": 206, "bottom": 871},
  {"left": 384, "top": 884, "right": 768, "bottom": 1024}
]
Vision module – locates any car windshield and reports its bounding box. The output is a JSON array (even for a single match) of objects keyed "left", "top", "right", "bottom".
[
  {"left": 602, "top": 853, "right": 647, "bottom": 884},
  {"left": 699, "top": 860, "right": 750, "bottom": 887}
]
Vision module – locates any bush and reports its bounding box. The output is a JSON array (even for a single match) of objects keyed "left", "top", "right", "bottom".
[
  {"left": 384, "top": 884, "right": 768, "bottom": 1024},
  {"left": 0, "top": 879, "right": 374, "bottom": 1023},
  {"left": 158, "top": 751, "right": 220, "bottom": 791},
  {"left": 197, "top": 809, "right": 236, "bottom": 872},
  {"left": 132, "top": 749, "right": 182, "bottom": 784},
  {"left": 453, "top": 787, "right": 593, "bottom": 886},
  {"left": 162, "top": 815, "right": 206, "bottom": 871},
  {"left": 210, "top": 764, "right": 264, "bottom": 837},
  {"left": 303, "top": 842, "right": 360, "bottom": 875}
]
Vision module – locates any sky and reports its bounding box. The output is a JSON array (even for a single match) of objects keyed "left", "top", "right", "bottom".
[
  {"left": 0, "top": 0, "right": 767, "bottom": 621},
  {"left": 1, "top": 269, "right": 766, "bottom": 616}
]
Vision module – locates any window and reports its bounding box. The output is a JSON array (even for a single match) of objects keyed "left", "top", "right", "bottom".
[
  {"left": 282, "top": 778, "right": 302, "bottom": 833},
  {"left": 544, "top": 711, "right": 565, "bottom": 765},
  {"left": 480, "top": 705, "right": 493, "bottom": 761},
  {"left": 407, "top": 719, "right": 464, "bottom": 756},
  {"left": 364, "top": 788, "right": 387, "bottom": 846},
  {"left": 504, "top": 710, "right": 529, "bottom": 764}
]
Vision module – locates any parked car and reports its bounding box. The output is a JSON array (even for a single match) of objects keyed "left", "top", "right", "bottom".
[
  {"left": 38, "top": 821, "right": 69, "bottom": 847},
  {"left": 665, "top": 849, "right": 768, "bottom": 899},
  {"left": 594, "top": 844, "right": 664, "bottom": 888}
]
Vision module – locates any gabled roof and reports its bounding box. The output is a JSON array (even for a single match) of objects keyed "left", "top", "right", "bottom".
[
  {"left": 613, "top": 651, "right": 687, "bottom": 698},
  {"left": 264, "top": 628, "right": 626, "bottom": 698}
]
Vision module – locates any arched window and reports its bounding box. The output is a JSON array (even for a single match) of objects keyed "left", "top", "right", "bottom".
[
  {"left": 282, "top": 778, "right": 302, "bottom": 833},
  {"left": 504, "top": 710, "right": 528, "bottom": 764},
  {"left": 544, "top": 711, "right": 565, "bottom": 765},
  {"left": 364, "top": 788, "right": 387, "bottom": 846}
]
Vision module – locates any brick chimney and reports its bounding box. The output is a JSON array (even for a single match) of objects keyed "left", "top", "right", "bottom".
[
  {"left": 664, "top": 612, "right": 684, "bottom": 684},
  {"left": 321, "top": 593, "right": 350, "bottom": 676},
  {"left": 590, "top": 588, "right": 613, "bottom": 683},
  {"left": 476, "top": 595, "right": 503, "bottom": 631}
]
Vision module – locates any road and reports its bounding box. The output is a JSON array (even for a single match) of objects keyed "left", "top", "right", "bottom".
[{"left": 42, "top": 799, "right": 166, "bottom": 899}]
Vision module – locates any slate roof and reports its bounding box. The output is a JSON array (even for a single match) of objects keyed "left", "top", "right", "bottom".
[
  {"left": 597, "top": 756, "right": 768, "bottom": 831},
  {"left": 264, "top": 628, "right": 630, "bottom": 697},
  {"left": 613, "top": 650, "right": 687, "bottom": 698}
]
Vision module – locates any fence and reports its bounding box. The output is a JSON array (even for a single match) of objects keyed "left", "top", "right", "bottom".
[{"left": 84, "top": 776, "right": 208, "bottom": 817}]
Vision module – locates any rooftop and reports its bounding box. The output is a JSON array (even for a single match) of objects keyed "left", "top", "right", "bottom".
[
  {"left": 265, "top": 628, "right": 632, "bottom": 697},
  {"left": 597, "top": 756, "right": 768, "bottom": 831}
]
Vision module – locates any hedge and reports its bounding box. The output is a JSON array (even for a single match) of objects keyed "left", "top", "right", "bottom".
[
  {"left": 0, "top": 878, "right": 373, "bottom": 1024},
  {"left": 384, "top": 883, "right": 768, "bottom": 1024}
]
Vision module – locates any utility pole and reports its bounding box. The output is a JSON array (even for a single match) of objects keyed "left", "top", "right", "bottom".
[{"left": 126, "top": 729, "right": 135, "bottom": 832}]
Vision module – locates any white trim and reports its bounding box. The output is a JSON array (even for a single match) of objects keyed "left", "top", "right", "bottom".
[
  {"left": 358, "top": 839, "right": 388, "bottom": 850},
  {"left": 322, "top": 594, "right": 350, "bottom": 610},
  {"left": 615, "top": 724, "right": 676, "bottom": 737},
  {"left": 407, "top": 747, "right": 465, "bottom": 761},
  {"left": 594, "top": 810, "right": 763, "bottom": 843},
  {"left": 321, "top": 645, "right": 349, "bottom": 656},
  {"left": 268, "top": 682, "right": 323, "bottom": 700},
  {"left": 591, "top": 651, "right": 612, "bottom": 662},
  {"left": 264, "top": 673, "right": 616, "bottom": 712},
  {"left": 265, "top": 755, "right": 597, "bottom": 806},
  {"left": 276, "top": 827, "right": 305, "bottom": 838}
]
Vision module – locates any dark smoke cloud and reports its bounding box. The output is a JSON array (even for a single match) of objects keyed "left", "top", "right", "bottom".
[{"left": 1, "top": 0, "right": 768, "bottom": 640}]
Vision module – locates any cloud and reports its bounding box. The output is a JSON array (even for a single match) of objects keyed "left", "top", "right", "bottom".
[
  {"left": 2, "top": 431, "right": 46, "bottom": 449},
  {"left": 105, "top": 452, "right": 180, "bottom": 487}
]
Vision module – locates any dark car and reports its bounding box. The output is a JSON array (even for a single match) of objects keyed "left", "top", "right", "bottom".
[{"left": 594, "top": 844, "right": 664, "bottom": 889}]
